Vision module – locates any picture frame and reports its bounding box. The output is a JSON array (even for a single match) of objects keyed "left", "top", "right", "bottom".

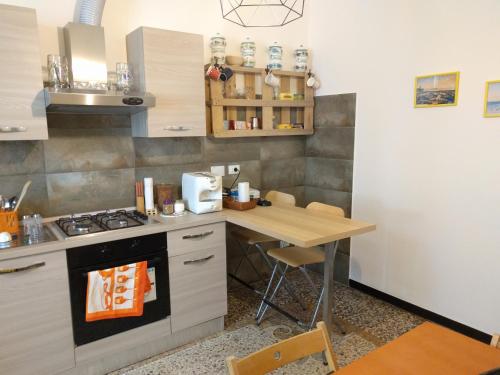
[
  {"left": 414, "top": 72, "right": 460, "bottom": 108},
  {"left": 484, "top": 80, "right": 500, "bottom": 118}
]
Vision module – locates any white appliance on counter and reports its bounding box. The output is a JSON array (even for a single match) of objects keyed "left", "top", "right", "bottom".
[{"left": 182, "top": 172, "right": 222, "bottom": 214}]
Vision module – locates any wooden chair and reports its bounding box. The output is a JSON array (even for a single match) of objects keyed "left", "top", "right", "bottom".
[
  {"left": 226, "top": 321, "right": 338, "bottom": 375},
  {"left": 491, "top": 334, "right": 500, "bottom": 349},
  {"left": 229, "top": 191, "right": 301, "bottom": 307},
  {"left": 257, "top": 202, "right": 345, "bottom": 330}
]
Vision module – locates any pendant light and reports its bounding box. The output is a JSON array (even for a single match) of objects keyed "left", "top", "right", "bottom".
[{"left": 220, "top": 0, "right": 305, "bottom": 27}]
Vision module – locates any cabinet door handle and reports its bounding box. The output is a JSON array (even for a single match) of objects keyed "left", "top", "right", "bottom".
[
  {"left": 182, "top": 230, "right": 214, "bottom": 240},
  {"left": 163, "top": 126, "right": 191, "bottom": 131},
  {"left": 0, "top": 126, "right": 27, "bottom": 133},
  {"left": 0, "top": 262, "right": 46, "bottom": 274},
  {"left": 184, "top": 254, "right": 214, "bottom": 265}
]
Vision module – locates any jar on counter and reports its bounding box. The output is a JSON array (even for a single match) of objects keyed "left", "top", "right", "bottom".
[{"left": 163, "top": 199, "right": 174, "bottom": 215}]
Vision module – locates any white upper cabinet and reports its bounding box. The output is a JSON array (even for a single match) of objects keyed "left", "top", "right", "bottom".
[
  {"left": 0, "top": 4, "right": 47, "bottom": 141},
  {"left": 127, "top": 27, "right": 206, "bottom": 137}
]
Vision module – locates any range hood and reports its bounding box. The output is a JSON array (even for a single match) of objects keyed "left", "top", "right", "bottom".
[{"left": 44, "top": 22, "right": 155, "bottom": 114}]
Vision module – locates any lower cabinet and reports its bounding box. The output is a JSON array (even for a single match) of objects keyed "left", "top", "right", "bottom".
[
  {"left": 0, "top": 251, "right": 75, "bottom": 375},
  {"left": 169, "top": 244, "right": 227, "bottom": 333}
]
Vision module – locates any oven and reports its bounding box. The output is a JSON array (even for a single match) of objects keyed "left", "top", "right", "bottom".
[{"left": 67, "top": 232, "right": 169, "bottom": 346}]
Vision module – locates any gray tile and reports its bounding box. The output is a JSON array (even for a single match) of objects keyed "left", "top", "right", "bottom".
[
  {"left": 304, "top": 186, "right": 352, "bottom": 217},
  {"left": 47, "top": 113, "right": 131, "bottom": 129},
  {"left": 0, "top": 174, "right": 49, "bottom": 216},
  {"left": 204, "top": 137, "right": 260, "bottom": 163},
  {"left": 260, "top": 137, "right": 305, "bottom": 161},
  {"left": 219, "top": 160, "right": 261, "bottom": 190},
  {"left": 305, "top": 157, "right": 353, "bottom": 192},
  {"left": 134, "top": 137, "right": 202, "bottom": 167},
  {"left": 44, "top": 128, "right": 135, "bottom": 173},
  {"left": 305, "top": 127, "right": 355, "bottom": 160},
  {"left": 0, "top": 141, "right": 45, "bottom": 176},
  {"left": 261, "top": 158, "right": 305, "bottom": 190},
  {"left": 314, "top": 93, "right": 356, "bottom": 128},
  {"left": 46, "top": 169, "right": 135, "bottom": 215}
]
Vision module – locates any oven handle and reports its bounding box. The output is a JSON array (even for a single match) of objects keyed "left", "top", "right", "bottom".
[
  {"left": 0, "top": 262, "right": 46, "bottom": 274},
  {"left": 80, "top": 257, "right": 163, "bottom": 278},
  {"left": 182, "top": 230, "right": 214, "bottom": 240},
  {"left": 184, "top": 254, "right": 214, "bottom": 265}
]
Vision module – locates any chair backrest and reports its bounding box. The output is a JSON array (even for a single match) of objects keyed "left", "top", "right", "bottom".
[
  {"left": 265, "top": 190, "right": 296, "bottom": 207},
  {"left": 226, "top": 321, "right": 337, "bottom": 375},
  {"left": 491, "top": 334, "right": 500, "bottom": 349},
  {"left": 306, "top": 202, "right": 345, "bottom": 218}
]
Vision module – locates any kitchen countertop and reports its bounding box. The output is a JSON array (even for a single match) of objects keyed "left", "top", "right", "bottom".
[{"left": 0, "top": 211, "right": 227, "bottom": 262}]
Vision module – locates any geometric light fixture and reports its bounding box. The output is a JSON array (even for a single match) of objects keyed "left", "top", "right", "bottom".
[{"left": 220, "top": 0, "right": 305, "bottom": 27}]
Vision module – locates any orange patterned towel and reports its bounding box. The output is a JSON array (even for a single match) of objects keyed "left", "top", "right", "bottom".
[{"left": 86, "top": 261, "right": 151, "bottom": 322}]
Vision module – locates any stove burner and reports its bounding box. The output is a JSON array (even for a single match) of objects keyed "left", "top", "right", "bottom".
[
  {"left": 74, "top": 223, "right": 91, "bottom": 232},
  {"left": 118, "top": 219, "right": 128, "bottom": 227}
]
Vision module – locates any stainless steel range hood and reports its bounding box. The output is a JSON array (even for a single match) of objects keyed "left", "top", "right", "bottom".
[{"left": 44, "top": 22, "right": 155, "bottom": 114}]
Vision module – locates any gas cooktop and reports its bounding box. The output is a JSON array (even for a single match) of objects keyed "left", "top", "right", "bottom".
[{"left": 55, "top": 210, "right": 149, "bottom": 238}]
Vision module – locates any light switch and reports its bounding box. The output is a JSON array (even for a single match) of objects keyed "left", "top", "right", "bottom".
[{"left": 211, "top": 165, "right": 225, "bottom": 176}]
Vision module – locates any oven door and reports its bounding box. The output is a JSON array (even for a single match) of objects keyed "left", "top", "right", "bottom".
[{"left": 68, "top": 250, "right": 170, "bottom": 346}]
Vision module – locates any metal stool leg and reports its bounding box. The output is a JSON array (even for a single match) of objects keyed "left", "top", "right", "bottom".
[
  {"left": 255, "top": 243, "right": 307, "bottom": 311},
  {"left": 257, "top": 264, "right": 289, "bottom": 324},
  {"left": 256, "top": 262, "right": 279, "bottom": 319},
  {"left": 309, "top": 287, "right": 324, "bottom": 330}
]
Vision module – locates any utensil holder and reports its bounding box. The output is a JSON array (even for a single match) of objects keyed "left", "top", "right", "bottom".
[
  {"left": 0, "top": 211, "right": 19, "bottom": 235},
  {"left": 136, "top": 196, "right": 145, "bottom": 214}
]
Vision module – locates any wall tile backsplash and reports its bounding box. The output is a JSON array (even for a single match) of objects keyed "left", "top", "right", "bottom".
[{"left": 0, "top": 94, "right": 355, "bottom": 282}]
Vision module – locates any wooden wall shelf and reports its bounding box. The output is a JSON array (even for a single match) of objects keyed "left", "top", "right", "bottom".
[{"left": 205, "top": 65, "right": 314, "bottom": 138}]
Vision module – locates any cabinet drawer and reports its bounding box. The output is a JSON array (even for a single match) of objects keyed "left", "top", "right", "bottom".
[
  {"left": 0, "top": 251, "right": 75, "bottom": 375},
  {"left": 169, "top": 245, "right": 227, "bottom": 332},
  {"left": 167, "top": 222, "right": 225, "bottom": 257}
]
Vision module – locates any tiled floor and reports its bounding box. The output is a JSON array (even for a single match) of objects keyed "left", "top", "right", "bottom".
[{"left": 113, "top": 270, "right": 424, "bottom": 374}]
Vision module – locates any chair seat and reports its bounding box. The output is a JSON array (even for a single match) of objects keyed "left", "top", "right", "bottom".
[
  {"left": 231, "top": 227, "right": 279, "bottom": 245},
  {"left": 267, "top": 246, "right": 325, "bottom": 267}
]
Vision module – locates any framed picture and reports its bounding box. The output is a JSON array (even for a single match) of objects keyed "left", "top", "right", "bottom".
[
  {"left": 414, "top": 72, "right": 460, "bottom": 108},
  {"left": 484, "top": 80, "right": 500, "bottom": 118}
]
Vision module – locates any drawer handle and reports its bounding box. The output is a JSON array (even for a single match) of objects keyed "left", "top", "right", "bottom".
[
  {"left": 0, "top": 262, "right": 46, "bottom": 274},
  {"left": 1, "top": 126, "right": 27, "bottom": 133},
  {"left": 182, "top": 230, "right": 214, "bottom": 240},
  {"left": 184, "top": 255, "right": 214, "bottom": 265},
  {"left": 164, "top": 126, "right": 191, "bottom": 131}
]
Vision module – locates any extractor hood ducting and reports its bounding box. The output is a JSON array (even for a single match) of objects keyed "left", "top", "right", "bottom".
[{"left": 45, "top": 2, "right": 155, "bottom": 114}]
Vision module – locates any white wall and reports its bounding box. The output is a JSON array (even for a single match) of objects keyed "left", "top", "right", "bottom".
[
  {"left": 308, "top": 0, "right": 500, "bottom": 334},
  {"left": 2, "top": 0, "right": 310, "bottom": 71}
]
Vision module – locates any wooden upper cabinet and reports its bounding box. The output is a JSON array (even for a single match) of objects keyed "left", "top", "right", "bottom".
[
  {"left": 127, "top": 27, "right": 206, "bottom": 137},
  {"left": 0, "top": 4, "right": 47, "bottom": 141}
]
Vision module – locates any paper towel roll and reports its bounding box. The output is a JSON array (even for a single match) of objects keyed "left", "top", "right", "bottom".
[
  {"left": 144, "top": 177, "right": 154, "bottom": 211},
  {"left": 238, "top": 182, "right": 250, "bottom": 203}
]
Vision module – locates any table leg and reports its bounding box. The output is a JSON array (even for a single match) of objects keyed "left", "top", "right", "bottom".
[{"left": 323, "top": 241, "right": 338, "bottom": 334}]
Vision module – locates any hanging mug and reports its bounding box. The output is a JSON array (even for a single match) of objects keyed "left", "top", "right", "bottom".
[
  {"left": 220, "top": 66, "right": 234, "bottom": 82},
  {"left": 264, "top": 70, "right": 280, "bottom": 88},
  {"left": 206, "top": 65, "right": 221, "bottom": 80},
  {"left": 306, "top": 75, "right": 320, "bottom": 89}
]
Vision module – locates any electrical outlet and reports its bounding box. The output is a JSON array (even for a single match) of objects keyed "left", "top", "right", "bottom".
[
  {"left": 228, "top": 164, "right": 240, "bottom": 175},
  {"left": 210, "top": 165, "right": 225, "bottom": 176}
]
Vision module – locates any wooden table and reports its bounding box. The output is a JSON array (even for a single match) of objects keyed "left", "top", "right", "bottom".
[
  {"left": 336, "top": 322, "right": 500, "bottom": 374},
  {"left": 225, "top": 206, "right": 376, "bottom": 333}
]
